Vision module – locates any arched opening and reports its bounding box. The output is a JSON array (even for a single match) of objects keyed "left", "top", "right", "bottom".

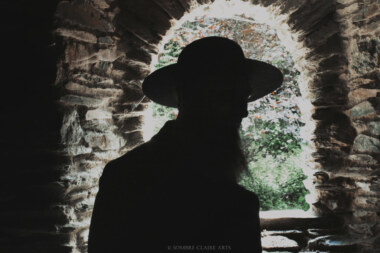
[
  {"left": 142, "top": 10, "right": 311, "bottom": 214},
  {"left": 3, "top": 0, "right": 374, "bottom": 252},
  {"left": 53, "top": 0, "right": 355, "bottom": 251}
]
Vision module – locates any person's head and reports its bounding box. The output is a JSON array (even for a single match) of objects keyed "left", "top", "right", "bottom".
[
  {"left": 142, "top": 37, "right": 283, "bottom": 182},
  {"left": 142, "top": 37, "right": 283, "bottom": 124},
  {"left": 176, "top": 65, "right": 251, "bottom": 130}
]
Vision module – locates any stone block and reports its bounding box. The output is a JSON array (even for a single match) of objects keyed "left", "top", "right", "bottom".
[
  {"left": 54, "top": 28, "right": 97, "bottom": 44},
  {"left": 151, "top": 0, "right": 186, "bottom": 20},
  {"left": 121, "top": 131, "right": 144, "bottom": 151},
  {"left": 369, "top": 121, "right": 380, "bottom": 136},
  {"left": 307, "top": 33, "right": 344, "bottom": 58},
  {"left": 348, "top": 77, "right": 375, "bottom": 90},
  {"left": 98, "top": 36, "right": 114, "bottom": 45},
  {"left": 348, "top": 88, "right": 380, "bottom": 108},
  {"left": 353, "top": 210, "right": 378, "bottom": 223},
  {"left": 347, "top": 154, "right": 378, "bottom": 166},
  {"left": 84, "top": 131, "right": 125, "bottom": 150},
  {"left": 351, "top": 120, "right": 368, "bottom": 134},
  {"left": 348, "top": 224, "right": 373, "bottom": 236},
  {"left": 82, "top": 119, "right": 113, "bottom": 132},
  {"left": 114, "top": 116, "right": 144, "bottom": 133},
  {"left": 308, "top": 235, "right": 358, "bottom": 251},
  {"left": 64, "top": 42, "right": 96, "bottom": 63},
  {"left": 64, "top": 145, "right": 92, "bottom": 156},
  {"left": 60, "top": 110, "right": 84, "bottom": 145},
  {"left": 352, "top": 134, "right": 380, "bottom": 153},
  {"left": 349, "top": 101, "right": 376, "bottom": 119},
  {"left": 307, "top": 228, "right": 341, "bottom": 238},
  {"left": 92, "top": 0, "right": 110, "bottom": 10},
  {"left": 56, "top": 1, "right": 114, "bottom": 32},
  {"left": 65, "top": 82, "right": 123, "bottom": 98},
  {"left": 262, "top": 235, "right": 299, "bottom": 251},
  {"left": 85, "top": 109, "right": 113, "bottom": 120},
  {"left": 116, "top": 1, "right": 170, "bottom": 44},
  {"left": 60, "top": 95, "right": 103, "bottom": 108},
  {"left": 353, "top": 196, "right": 379, "bottom": 210}
]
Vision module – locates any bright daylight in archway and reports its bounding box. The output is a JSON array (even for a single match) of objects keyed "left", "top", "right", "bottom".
[{"left": 142, "top": 12, "right": 310, "bottom": 212}]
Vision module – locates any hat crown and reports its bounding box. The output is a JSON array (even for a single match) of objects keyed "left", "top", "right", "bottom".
[{"left": 177, "top": 37, "right": 246, "bottom": 70}]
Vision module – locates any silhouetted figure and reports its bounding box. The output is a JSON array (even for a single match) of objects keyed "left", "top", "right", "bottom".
[{"left": 88, "top": 37, "right": 283, "bottom": 253}]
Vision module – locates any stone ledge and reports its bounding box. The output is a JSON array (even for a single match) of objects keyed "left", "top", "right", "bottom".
[{"left": 260, "top": 210, "right": 344, "bottom": 230}]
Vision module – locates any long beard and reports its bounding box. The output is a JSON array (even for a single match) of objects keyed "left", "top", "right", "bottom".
[{"left": 193, "top": 125, "right": 248, "bottom": 183}]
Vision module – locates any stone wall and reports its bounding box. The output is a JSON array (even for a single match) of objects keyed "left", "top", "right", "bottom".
[
  {"left": 337, "top": 0, "right": 380, "bottom": 251},
  {"left": 0, "top": 0, "right": 378, "bottom": 252}
]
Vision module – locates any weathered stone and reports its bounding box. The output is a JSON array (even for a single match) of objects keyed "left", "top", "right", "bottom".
[
  {"left": 288, "top": 0, "right": 335, "bottom": 34},
  {"left": 84, "top": 131, "right": 125, "bottom": 150},
  {"left": 60, "top": 95, "right": 103, "bottom": 107},
  {"left": 349, "top": 101, "right": 376, "bottom": 119},
  {"left": 353, "top": 196, "right": 380, "bottom": 210},
  {"left": 308, "top": 235, "right": 358, "bottom": 251},
  {"left": 313, "top": 171, "right": 330, "bottom": 183},
  {"left": 353, "top": 210, "right": 377, "bottom": 223},
  {"left": 348, "top": 88, "right": 380, "bottom": 107},
  {"left": 65, "top": 82, "right": 123, "bottom": 98},
  {"left": 352, "top": 134, "right": 380, "bottom": 153},
  {"left": 113, "top": 115, "right": 144, "bottom": 133},
  {"left": 54, "top": 28, "right": 97, "bottom": 44},
  {"left": 98, "top": 36, "right": 114, "bottom": 45},
  {"left": 60, "top": 110, "right": 84, "bottom": 145},
  {"left": 348, "top": 77, "right": 375, "bottom": 90},
  {"left": 352, "top": 39, "right": 379, "bottom": 75},
  {"left": 368, "top": 121, "right": 380, "bottom": 136},
  {"left": 93, "top": 61, "right": 113, "bottom": 74},
  {"left": 336, "top": 2, "right": 359, "bottom": 16},
  {"left": 72, "top": 73, "right": 116, "bottom": 88},
  {"left": 64, "top": 42, "right": 95, "bottom": 63},
  {"left": 327, "top": 176, "right": 357, "bottom": 190},
  {"left": 262, "top": 235, "right": 299, "bottom": 251},
  {"left": 64, "top": 145, "right": 92, "bottom": 156},
  {"left": 261, "top": 230, "right": 305, "bottom": 247},
  {"left": 347, "top": 154, "right": 378, "bottom": 166},
  {"left": 82, "top": 119, "right": 113, "bottom": 132},
  {"left": 260, "top": 211, "right": 343, "bottom": 230},
  {"left": 307, "top": 228, "right": 340, "bottom": 238},
  {"left": 121, "top": 131, "right": 144, "bottom": 151},
  {"left": 56, "top": 1, "right": 114, "bottom": 32},
  {"left": 65, "top": 41, "right": 123, "bottom": 64},
  {"left": 351, "top": 119, "right": 368, "bottom": 134},
  {"left": 85, "top": 109, "right": 113, "bottom": 120},
  {"left": 348, "top": 224, "right": 373, "bottom": 236},
  {"left": 150, "top": 0, "right": 186, "bottom": 20},
  {"left": 92, "top": 0, "right": 110, "bottom": 10}
]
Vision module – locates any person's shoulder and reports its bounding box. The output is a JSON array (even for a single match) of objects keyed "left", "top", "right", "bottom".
[
  {"left": 235, "top": 184, "right": 260, "bottom": 211},
  {"left": 99, "top": 141, "right": 154, "bottom": 183}
]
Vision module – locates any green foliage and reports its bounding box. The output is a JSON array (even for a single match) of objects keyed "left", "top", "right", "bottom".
[
  {"left": 151, "top": 102, "right": 178, "bottom": 133},
  {"left": 238, "top": 151, "right": 309, "bottom": 211},
  {"left": 155, "top": 40, "right": 183, "bottom": 69},
  {"left": 240, "top": 119, "right": 301, "bottom": 159}
]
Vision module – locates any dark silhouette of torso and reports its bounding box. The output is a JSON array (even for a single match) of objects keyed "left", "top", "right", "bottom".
[{"left": 88, "top": 120, "right": 262, "bottom": 253}]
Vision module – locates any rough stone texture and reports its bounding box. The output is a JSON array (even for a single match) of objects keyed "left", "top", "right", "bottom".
[
  {"left": 2, "top": 0, "right": 379, "bottom": 252},
  {"left": 353, "top": 134, "right": 380, "bottom": 153},
  {"left": 348, "top": 101, "right": 377, "bottom": 119},
  {"left": 336, "top": 1, "right": 380, "bottom": 252}
]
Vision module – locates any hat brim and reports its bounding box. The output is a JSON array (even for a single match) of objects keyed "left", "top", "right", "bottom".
[{"left": 142, "top": 59, "right": 283, "bottom": 108}]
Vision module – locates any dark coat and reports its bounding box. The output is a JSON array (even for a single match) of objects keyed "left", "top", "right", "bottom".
[{"left": 88, "top": 120, "right": 262, "bottom": 253}]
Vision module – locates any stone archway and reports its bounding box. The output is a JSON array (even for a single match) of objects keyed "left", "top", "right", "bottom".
[
  {"left": 2, "top": 0, "right": 378, "bottom": 252},
  {"left": 54, "top": 0, "right": 378, "bottom": 251}
]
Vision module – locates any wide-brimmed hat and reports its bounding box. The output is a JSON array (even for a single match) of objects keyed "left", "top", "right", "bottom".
[{"left": 142, "top": 36, "right": 283, "bottom": 108}]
